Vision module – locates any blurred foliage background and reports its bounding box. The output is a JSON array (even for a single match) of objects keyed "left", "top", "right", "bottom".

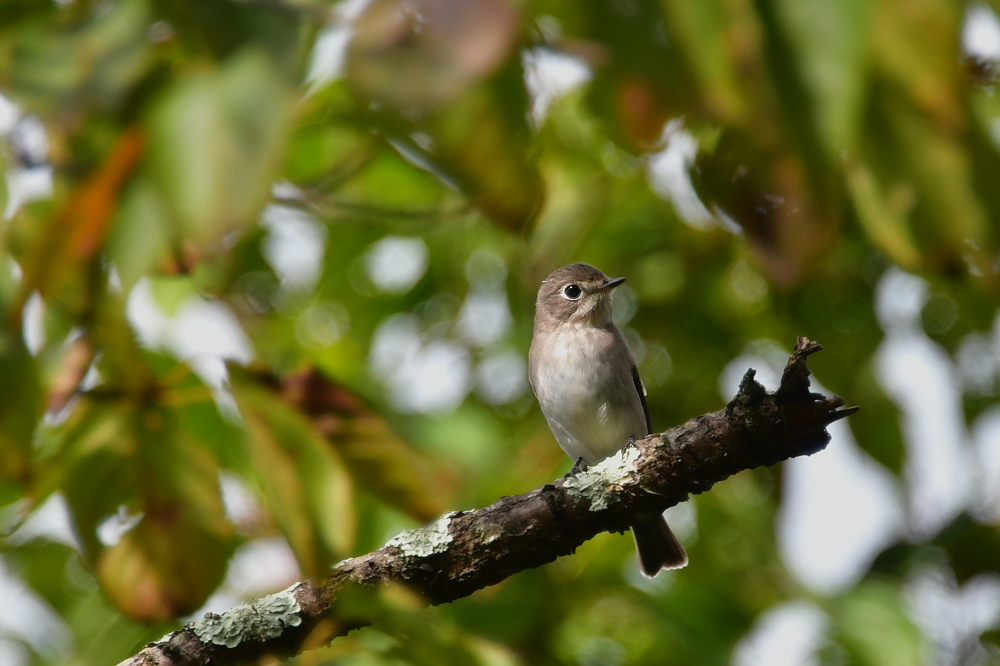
[{"left": 1, "top": 0, "right": 1000, "bottom": 664}]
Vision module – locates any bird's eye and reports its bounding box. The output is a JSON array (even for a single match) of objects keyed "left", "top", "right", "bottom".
[{"left": 562, "top": 284, "right": 582, "bottom": 300}]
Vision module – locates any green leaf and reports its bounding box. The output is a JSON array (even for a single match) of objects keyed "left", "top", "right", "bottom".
[
  {"left": 146, "top": 48, "right": 293, "bottom": 248},
  {"left": 420, "top": 76, "right": 545, "bottom": 229},
  {"left": 6, "top": 0, "right": 152, "bottom": 114},
  {"left": 336, "top": 147, "right": 453, "bottom": 213},
  {"left": 0, "top": 145, "right": 7, "bottom": 219},
  {"left": 937, "top": 515, "right": 1000, "bottom": 584},
  {"left": 850, "top": 364, "right": 906, "bottom": 476},
  {"left": 334, "top": 586, "right": 518, "bottom": 666},
  {"left": 284, "top": 124, "right": 374, "bottom": 186},
  {"left": 829, "top": 579, "right": 925, "bottom": 666},
  {"left": 2, "top": 537, "right": 77, "bottom": 611},
  {"left": 147, "top": 274, "right": 201, "bottom": 317},
  {"left": 772, "top": 0, "right": 870, "bottom": 155},
  {"left": 0, "top": 331, "right": 42, "bottom": 483},
  {"left": 149, "top": 0, "right": 302, "bottom": 70},
  {"left": 106, "top": 177, "right": 172, "bottom": 292}
]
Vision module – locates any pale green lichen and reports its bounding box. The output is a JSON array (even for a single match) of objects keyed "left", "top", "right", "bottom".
[
  {"left": 154, "top": 629, "right": 179, "bottom": 645},
  {"left": 191, "top": 583, "right": 302, "bottom": 648},
  {"left": 564, "top": 445, "right": 640, "bottom": 510},
  {"left": 387, "top": 512, "right": 456, "bottom": 557}
]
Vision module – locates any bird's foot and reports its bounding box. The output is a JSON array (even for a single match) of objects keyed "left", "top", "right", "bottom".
[
  {"left": 570, "top": 457, "right": 588, "bottom": 474},
  {"left": 621, "top": 436, "right": 637, "bottom": 455}
]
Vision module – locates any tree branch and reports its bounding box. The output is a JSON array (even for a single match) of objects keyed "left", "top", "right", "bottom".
[{"left": 117, "top": 337, "right": 857, "bottom": 666}]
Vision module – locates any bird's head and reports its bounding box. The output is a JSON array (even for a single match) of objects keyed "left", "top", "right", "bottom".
[{"left": 535, "top": 263, "right": 625, "bottom": 327}]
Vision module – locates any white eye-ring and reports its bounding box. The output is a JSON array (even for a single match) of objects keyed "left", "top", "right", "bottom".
[{"left": 562, "top": 284, "right": 582, "bottom": 300}]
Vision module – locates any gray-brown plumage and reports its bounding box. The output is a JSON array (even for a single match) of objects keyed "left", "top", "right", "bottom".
[{"left": 528, "top": 263, "right": 688, "bottom": 576}]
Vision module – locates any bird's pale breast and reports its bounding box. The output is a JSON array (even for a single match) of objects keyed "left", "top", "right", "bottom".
[{"left": 529, "top": 323, "right": 647, "bottom": 464}]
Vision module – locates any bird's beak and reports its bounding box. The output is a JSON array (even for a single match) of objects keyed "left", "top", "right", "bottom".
[{"left": 596, "top": 276, "right": 626, "bottom": 292}]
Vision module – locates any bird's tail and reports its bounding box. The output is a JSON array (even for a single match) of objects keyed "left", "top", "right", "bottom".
[{"left": 632, "top": 516, "right": 688, "bottom": 577}]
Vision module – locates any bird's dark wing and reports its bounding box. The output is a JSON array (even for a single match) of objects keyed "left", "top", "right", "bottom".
[{"left": 631, "top": 363, "right": 652, "bottom": 435}]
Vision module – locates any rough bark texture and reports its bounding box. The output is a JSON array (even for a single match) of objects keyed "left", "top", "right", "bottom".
[{"left": 118, "top": 337, "right": 857, "bottom": 666}]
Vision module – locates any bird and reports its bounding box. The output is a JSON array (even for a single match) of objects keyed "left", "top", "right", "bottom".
[{"left": 528, "top": 263, "right": 688, "bottom": 577}]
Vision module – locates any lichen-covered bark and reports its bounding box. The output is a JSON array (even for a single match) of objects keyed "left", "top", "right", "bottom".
[{"left": 118, "top": 338, "right": 856, "bottom": 666}]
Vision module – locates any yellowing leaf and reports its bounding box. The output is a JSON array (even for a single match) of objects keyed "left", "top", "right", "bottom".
[
  {"left": 347, "top": 0, "right": 518, "bottom": 109},
  {"left": 15, "top": 127, "right": 144, "bottom": 314},
  {"left": 659, "top": 0, "right": 753, "bottom": 125},
  {"left": 278, "top": 368, "right": 454, "bottom": 522},
  {"left": 871, "top": 0, "right": 963, "bottom": 127},
  {"left": 62, "top": 402, "right": 234, "bottom": 622},
  {"left": 98, "top": 410, "right": 233, "bottom": 621},
  {"left": 844, "top": 159, "right": 921, "bottom": 269},
  {"left": 343, "top": 0, "right": 542, "bottom": 229},
  {"left": 233, "top": 373, "right": 356, "bottom": 576}
]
